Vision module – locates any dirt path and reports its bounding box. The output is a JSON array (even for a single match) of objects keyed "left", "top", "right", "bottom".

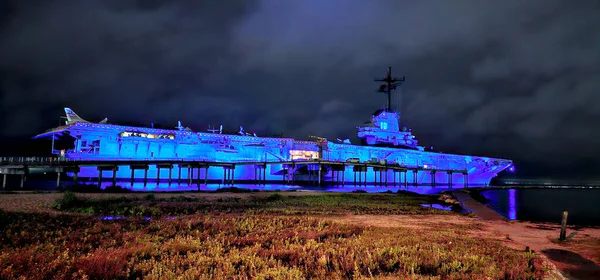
[
  {"left": 331, "top": 215, "right": 600, "bottom": 280},
  {"left": 453, "top": 190, "right": 507, "bottom": 221},
  {"left": 448, "top": 189, "right": 600, "bottom": 279}
]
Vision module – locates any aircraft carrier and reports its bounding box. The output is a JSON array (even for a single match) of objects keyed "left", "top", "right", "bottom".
[{"left": 33, "top": 67, "right": 514, "bottom": 186}]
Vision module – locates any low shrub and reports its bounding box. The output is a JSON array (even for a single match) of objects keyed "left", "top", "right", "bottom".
[
  {"left": 0, "top": 212, "right": 547, "bottom": 279},
  {"left": 49, "top": 193, "right": 454, "bottom": 217}
]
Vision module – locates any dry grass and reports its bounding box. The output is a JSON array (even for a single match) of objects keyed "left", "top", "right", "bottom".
[
  {"left": 2, "top": 191, "right": 598, "bottom": 279},
  {"left": 0, "top": 211, "right": 546, "bottom": 279}
]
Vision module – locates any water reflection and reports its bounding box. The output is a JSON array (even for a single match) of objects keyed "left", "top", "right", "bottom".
[
  {"left": 420, "top": 203, "right": 453, "bottom": 211},
  {"left": 18, "top": 178, "right": 475, "bottom": 195},
  {"left": 92, "top": 181, "right": 461, "bottom": 195},
  {"left": 508, "top": 189, "right": 516, "bottom": 220},
  {"left": 481, "top": 188, "right": 600, "bottom": 226}
]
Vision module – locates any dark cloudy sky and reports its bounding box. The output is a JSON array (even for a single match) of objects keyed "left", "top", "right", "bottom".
[{"left": 0, "top": 0, "right": 599, "bottom": 178}]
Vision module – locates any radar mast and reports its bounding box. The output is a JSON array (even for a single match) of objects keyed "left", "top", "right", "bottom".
[{"left": 375, "top": 67, "right": 405, "bottom": 112}]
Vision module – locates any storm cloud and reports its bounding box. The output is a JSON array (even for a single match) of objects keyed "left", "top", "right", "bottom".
[{"left": 0, "top": 0, "right": 599, "bottom": 177}]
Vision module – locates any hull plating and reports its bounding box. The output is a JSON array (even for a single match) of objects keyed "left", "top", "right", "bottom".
[{"left": 54, "top": 122, "right": 511, "bottom": 186}]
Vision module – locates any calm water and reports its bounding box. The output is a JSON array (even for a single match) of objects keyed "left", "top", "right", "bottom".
[
  {"left": 3, "top": 177, "right": 461, "bottom": 195},
  {"left": 481, "top": 188, "right": 600, "bottom": 226},
  {"left": 5, "top": 178, "right": 600, "bottom": 226}
]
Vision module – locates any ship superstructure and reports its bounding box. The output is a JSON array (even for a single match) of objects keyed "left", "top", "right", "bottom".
[{"left": 34, "top": 68, "right": 513, "bottom": 186}]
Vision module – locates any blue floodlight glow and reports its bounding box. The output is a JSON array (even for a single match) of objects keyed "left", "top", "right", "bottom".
[
  {"left": 33, "top": 106, "right": 514, "bottom": 190},
  {"left": 508, "top": 189, "right": 517, "bottom": 220}
]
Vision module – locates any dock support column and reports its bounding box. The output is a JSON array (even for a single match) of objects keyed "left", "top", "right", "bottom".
[
  {"left": 197, "top": 166, "right": 201, "bottom": 186},
  {"left": 232, "top": 166, "right": 235, "bottom": 186},
  {"left": 178, "top": 165, "right": 182, "bottom": 185},
  {"left": 385, "top": 168, "right": 388, "bottom": 186},
  {"left": 72, "top": 171, "right": 78, "bottom": 185},
  {"left": 168, "top": 167, "right": 172, "bottom": 186},
  {"left": 331, "top": 170, "right": 336, "bottom": 185},
  {"left": 197, "top": 166, "right": 201, "bottom": 191},
  {"left": 431, "top": 171, "right": 436, "bottom": 186},
  {"left": 97, "top": 171, "right": 102, "bottom": 187},
  {"left": 2, "top": 173, "right": 6, "bottom": 190},
  {"left": 413, "top": 170, "right": 418, "bottom": 186},
  {"left": 143, "top": 168, "right": 148, "bottom": 187},
  {"left": 20, "top": 174, "right": 25, "bottom": 188},
  {"left": 156, "top": 166, "right": 161, "bottom": 186},
  {"left": 291, "top": 163, "right": 295, "bottom": 184},
  {"left": 464, "top": 171, "right": 469, "bottom": 188},
  {"left": 447, "top": 172, "right": 453, "bottom": 187},
  {"left": 318, "top": 165, "right": 322, "bottom": 186},
  {"left": 130, "top": 169, "right": 135, "bottom": 186},
  {"left": 112, "top": 167, "right": 117, "bottom": 187},
  {"left": 187, "top": 167, "right": 192, "bottom": 185},
  {"left": 341, "top": 165, "right": 345, "bottom": 186},
  {"left": 204, "top": 166, "right": 209, "bottom": 186},
  {"left": 403, "top": 171, "right": 408, "bottom": 187}
]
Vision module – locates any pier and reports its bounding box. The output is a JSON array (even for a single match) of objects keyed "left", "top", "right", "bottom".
[{"left": 0, "top": 157, "right": 471, "bottom": 190}]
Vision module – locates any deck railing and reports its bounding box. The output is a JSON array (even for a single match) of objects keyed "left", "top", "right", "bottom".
[{"left": 0, "top": 157, "right": 73, "bottom": 164}]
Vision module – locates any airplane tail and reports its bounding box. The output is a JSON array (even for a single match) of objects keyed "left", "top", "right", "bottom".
[
  {"left": 64, "top": 107, "right": 108, "bottom": 125},
  {"left": 64, "top": 107, "right": 89, "bottom": 124}
]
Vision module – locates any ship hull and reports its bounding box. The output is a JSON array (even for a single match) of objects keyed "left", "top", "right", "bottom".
[{"left": 38, "top": 122, "right": 512, "bottom": 188}]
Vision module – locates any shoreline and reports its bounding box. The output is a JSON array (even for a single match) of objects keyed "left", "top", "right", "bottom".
[
  {"left": 463, "top": 187, "right": 600, "bottom": 229},
  {"left": 449, "top": 189, "right": 600, "bottom": 278},
  {"left": 1, "top": 190, "right": 598, "bottom": 278}
]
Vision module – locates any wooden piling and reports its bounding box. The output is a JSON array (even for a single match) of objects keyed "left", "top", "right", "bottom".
[{"left": 559, "top": 211, "right": 568, "bottom": 241}]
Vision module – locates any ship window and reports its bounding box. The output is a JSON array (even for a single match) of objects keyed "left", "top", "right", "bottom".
[
  {"left": 120, "top": 131, "right": 175, "bottom": 140},
  {"left": 380, "top": 122, "right": 388, "bottom": 129},
  {"left": 290, "top": 150, "right": 319, "bottom": 160}
]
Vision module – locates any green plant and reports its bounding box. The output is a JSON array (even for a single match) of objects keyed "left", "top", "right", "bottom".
[{"left": 0, "top": 212, "right": 547, "bottom": 279}]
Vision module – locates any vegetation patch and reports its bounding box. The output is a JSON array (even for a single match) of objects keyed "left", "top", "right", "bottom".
[
  {"left": 0, "top": 211, "right": 547, "bottom": 279},
  {"left": 50, "top": 191, "right": 454, "bottom": 217}
]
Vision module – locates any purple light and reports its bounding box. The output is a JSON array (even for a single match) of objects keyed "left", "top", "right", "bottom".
[
  {"left": 36, "top": 107, "right": 514, "bottom": 187},
  {"left": 507, "top": 189, "right": 517, "bottom": 220}
]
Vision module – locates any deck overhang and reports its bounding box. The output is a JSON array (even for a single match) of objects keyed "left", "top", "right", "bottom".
[{"left": 32, "top": 125, "right": 72, "bottom": 140}]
